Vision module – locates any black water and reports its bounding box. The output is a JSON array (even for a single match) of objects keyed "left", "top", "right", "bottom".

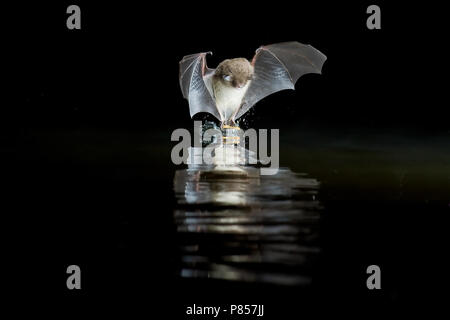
[
  {"left": 174, "top": 167, "right": 321, "bottom": 286},
  {"left": 4, "top": 129, "right": 449, "bottom": 317}
]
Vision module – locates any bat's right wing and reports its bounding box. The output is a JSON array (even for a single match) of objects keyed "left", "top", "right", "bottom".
[
  {"left": 179, "top": 52, "right": 221, "bottom": 120},
  {"left": 235, "top": 41, "right": 327, "bottom": 120}
]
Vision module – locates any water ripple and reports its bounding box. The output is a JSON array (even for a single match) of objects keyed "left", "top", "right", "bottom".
[{"left": 173, "top": 167, "right": 321, "bottom": 286}]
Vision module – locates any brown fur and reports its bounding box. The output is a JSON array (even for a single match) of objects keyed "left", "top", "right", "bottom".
[{"left": 214, "top": 58, "right": 254, "bottom": 88}]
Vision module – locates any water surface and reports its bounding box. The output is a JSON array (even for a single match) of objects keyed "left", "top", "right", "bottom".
[{"left": 173, "top": 167, "right": 322, "bottom": 286}]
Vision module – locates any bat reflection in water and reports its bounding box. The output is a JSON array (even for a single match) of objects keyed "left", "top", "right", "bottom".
[{"left": 179, "top": 41, "right": 326, "bottom": 127}]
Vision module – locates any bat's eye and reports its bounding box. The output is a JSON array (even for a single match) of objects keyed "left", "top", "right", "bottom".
[{"left": 223, "top": 75, "right": 232, "bottom": 82}]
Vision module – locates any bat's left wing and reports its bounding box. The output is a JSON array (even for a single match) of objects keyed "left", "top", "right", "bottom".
[
  {"left": 179, "top": 52, "right": 221, "bottom": 120},
  {"left": 235, "top": 41, "right": 327, "bottom": 120}
]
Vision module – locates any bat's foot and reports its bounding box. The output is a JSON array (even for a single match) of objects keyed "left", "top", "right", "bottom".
[
  {"left": 221, "top": 120, "right": 241, "bottom": 145},
  {"left": 221, "top": 120, "right": 239, "bottom": 130}
]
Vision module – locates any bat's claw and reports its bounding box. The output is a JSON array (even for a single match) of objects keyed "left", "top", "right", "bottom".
[{"left": 221, "top": 120, "right": 238, "bottom": 129}]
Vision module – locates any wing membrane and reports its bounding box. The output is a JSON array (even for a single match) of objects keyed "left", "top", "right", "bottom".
[
  {"left": 179, "top": 52, "right": 220, "bottom": 120},
  {"left": 236, "top": 41, "right": 326, "bottom": 119}
]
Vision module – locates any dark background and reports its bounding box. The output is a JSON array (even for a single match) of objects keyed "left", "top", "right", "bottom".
[
  {"left": 3, "top": 1, "right": 448, "bottom": 317},
  {"left": 8, "top": 1, "right": 447, "bottom": 132}
]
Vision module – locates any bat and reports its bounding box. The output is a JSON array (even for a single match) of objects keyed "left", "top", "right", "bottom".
[{"left": 179, "top": 41, "right": 326, "bottom": 127}]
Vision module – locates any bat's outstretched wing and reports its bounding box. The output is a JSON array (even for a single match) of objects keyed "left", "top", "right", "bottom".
[
  {"left": 235, "top": 41, "right": 327, "bottom": 119},
  {"left": 179, "top": 52, "right": 221, "bottom": 120}
]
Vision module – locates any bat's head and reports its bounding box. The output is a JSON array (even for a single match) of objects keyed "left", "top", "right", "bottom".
[{"left": 214, "top": 58, "right": 254, "bottom": 89}]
